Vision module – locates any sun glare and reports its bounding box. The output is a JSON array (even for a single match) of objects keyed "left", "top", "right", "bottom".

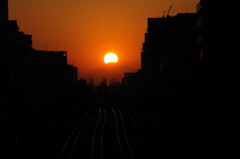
[{"left": 104, "top": 53, "right": 118, "bottom": 64}]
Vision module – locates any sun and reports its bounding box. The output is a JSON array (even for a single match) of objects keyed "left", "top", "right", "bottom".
[{"left": 104, "top": 53, "right": 118, "bottom": 64}]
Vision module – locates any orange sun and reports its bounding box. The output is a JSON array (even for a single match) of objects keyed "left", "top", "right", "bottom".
[{"left": 104, "top": 53, "right": 118, "bottom": 64}]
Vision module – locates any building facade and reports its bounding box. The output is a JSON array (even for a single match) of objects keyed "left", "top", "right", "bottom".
[
  {"left": 1, "top": 1, "right": 79, "bottom": 157},
  {"left": 139, "top": 13, "right": 197, "bottom": 108},
  {"left": 196, "top": 0, "right": 239, "bottom": 107}
]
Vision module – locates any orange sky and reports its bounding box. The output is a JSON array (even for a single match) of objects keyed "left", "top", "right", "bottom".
[{"left": 9, "top": 0, "right": 199, "bottom": 85}]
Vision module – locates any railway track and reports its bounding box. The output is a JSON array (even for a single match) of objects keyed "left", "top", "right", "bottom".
[{"left": 57, "top": 93, "right": 160, "bottom": 159}]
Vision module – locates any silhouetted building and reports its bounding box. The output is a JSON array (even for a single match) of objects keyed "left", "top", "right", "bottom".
[
  {"left": 162, "top": 13, "right": 197, "bottom": 106},
  {"left": 1, "top": 2, "right": 79, "bottom": 157},
  {"left": 0, "top": 0, "right": 10, "bottom": 156},
  {"left": 0, "top": 0, "right": 9, "bottom": 104},
  {"left": 122, "top": 72, "right": 137, "bottom": 86},
  {"left": 34, "top": 50, "right": 67, "bottom": 100},
  {"left": 78, "top": 78, "right": 87, "bottom": 87},
  {"left": 8, "top": 20, "right": 33, "bottom": 93},
  {"left": 195, "top": 0, "right": 239, "bottom": 107},
  {"left": 0, "top": 0, "right": 9, "bottom": 105},
  {"left": 0, "top": 0, "right": 8, "bottom": 21},
  {"left": 32, "top": 50, "right": 78, "bottom": 107},
  {"left": 1, "top": 1, "right": 35, "bottom": 156},
  {"left": 194, "top": 2, "right": 239, "bottom": 157},
  {"left": 141, "top": 16, "right": 174, "bottom": 85},
  {"left": 65, "top": 64, "right": 78, "bottom": 95},
  {"left": 139, "top": 13, "right": 197, "bottom": 109}
]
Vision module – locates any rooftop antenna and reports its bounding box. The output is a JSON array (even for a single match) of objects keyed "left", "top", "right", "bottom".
[
  {"left": 162, "top": 11, "right": 166, "bottom": 17},
  {"left": 166, "top": 5, "right": 172, "bottom": 17},
  {"left": 172, "top": 3, "right": 174, "bottom": 16}
]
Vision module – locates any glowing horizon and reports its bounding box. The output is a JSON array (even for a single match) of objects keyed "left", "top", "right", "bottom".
[{"left": 8, "top": 0, "right": 199, "bottom": 83}]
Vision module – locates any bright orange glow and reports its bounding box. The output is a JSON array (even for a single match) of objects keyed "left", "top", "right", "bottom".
[
  {"left": 8, "top": 0, "right": 199, "bottom": 84},
  {"left": 104, "top": 53, "right": 118, "bottom": 64}
]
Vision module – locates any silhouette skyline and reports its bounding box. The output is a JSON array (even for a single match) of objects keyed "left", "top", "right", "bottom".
[
  {"left": 8, "top": 0, "right": 199, "bottom": 82},
  {"left": 1, "top": 0, "right": 239, "bottom": 158}
]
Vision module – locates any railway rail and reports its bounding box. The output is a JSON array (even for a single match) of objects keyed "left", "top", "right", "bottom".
[{"left": 57, "top": 91, "right": 160, "bottom": 159}]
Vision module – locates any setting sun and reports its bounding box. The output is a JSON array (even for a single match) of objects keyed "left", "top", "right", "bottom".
[{"left": 104, "top": 53, "right": 118, "bottom": 64}]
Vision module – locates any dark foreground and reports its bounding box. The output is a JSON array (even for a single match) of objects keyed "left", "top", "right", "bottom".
[{"left": 3, "top": 86, "right": 239, "bottom": 159}]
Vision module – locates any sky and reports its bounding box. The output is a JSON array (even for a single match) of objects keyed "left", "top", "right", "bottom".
[{"left": 9, "top": 0, "right": 199, "bottom": 85}]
